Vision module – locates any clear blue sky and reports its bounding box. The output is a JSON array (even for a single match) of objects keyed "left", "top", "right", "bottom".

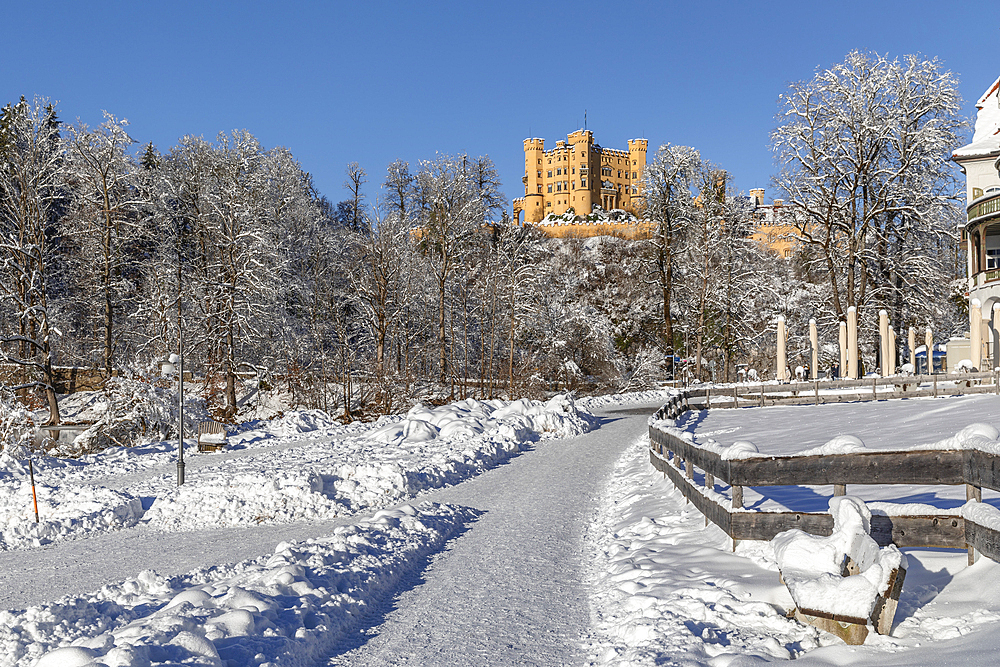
[{"left": 1, "top": 0, "right": 992, "bottom": 212}]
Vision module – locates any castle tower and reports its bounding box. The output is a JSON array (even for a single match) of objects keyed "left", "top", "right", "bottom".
[
  {"left": 568, "top": 129, "right": 594, "bottom": 215},
  {"left": 627, "top": 138, "right": 648, "bottom": 211},
  {"left": 521, "top": 138, "right": 545, "bottom": 223}
]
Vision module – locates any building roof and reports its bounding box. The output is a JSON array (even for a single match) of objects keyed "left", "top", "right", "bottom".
[{"left": 954, "top": 75, "right": 1000, "bottom": 160}]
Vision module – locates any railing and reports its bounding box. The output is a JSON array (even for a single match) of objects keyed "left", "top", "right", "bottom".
[
  {"left": 968, "top": 192, "right": 1000, "bottom": 223},
  {"left": 648, "top": 377, "right": 1000, "bottom": 565},
  {"left": 695, "top": 372, "right": 998, "bottom": 408}
]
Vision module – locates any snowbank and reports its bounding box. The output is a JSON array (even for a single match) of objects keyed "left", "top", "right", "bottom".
[
  {"left": 0, "top": 481, "right": 142, "bottom": 551},
  {"left": 0, "top": 395, "right": 597, "bottom": 547},
  {"left": 773, "top": 497, "right": 905, "bottom": 620},
  {"left": 587, "top": 435, "right": 826, "bottom": 665},
  {"left": 576, "top": 388, "right": 676, "bottom": 411},
  {"left": 6, "top": 503, "right": 478, "bottom": 667},
  {"left": 142, "top": 394, "right": 596, "bottom": 532}
]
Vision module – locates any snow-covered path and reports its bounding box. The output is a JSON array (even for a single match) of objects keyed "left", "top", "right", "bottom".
[{"left": 327, "top": 405, "right": 657, "bottom": 666}]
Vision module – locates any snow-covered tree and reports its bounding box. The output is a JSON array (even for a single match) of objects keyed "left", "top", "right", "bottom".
[
  {"left": 65, "top": 112, "right": 147, "bottom": 375},
  {"left": 772, "top": 51, "right": 966, "bottom": 335},
  {"left": 641, "top": 144, "right": 702, "bottom": 357},
  {"left": 0, "top": 97, "right": 68, "bottom": 424}
]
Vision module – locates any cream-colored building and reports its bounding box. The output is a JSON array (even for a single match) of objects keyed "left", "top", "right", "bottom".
[
  {"left": 954, "top": 75, "right": 1000, "bottom": 369},
  {"left": 513, "top": 130, "right": 647, "bottom": 224}
]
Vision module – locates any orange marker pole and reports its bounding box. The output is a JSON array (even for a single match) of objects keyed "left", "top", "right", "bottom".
[{"left": 28, "top": 458, "right": 39, "bottom": 523}]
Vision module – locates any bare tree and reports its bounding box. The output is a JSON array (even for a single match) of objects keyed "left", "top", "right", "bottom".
[
  {"left": 65, "top": 112, "right": 147, "bottom": 375},
  {"left": 0, "top": 97, "right": 67, "bottom": 423},
  {"left": 772, "top": 51, "right": 965, "bottom": 331}
]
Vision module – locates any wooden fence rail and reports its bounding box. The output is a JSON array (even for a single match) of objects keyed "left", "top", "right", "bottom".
[{"left": 648, "top": 383, "right": 1000, "bottom": 565}]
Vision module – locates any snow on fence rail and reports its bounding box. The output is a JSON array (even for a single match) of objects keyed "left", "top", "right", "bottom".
[
  {"left": 648, "top": 384, "right": 1000, "bottom": 566},
  {"left": 694, "top": 371, "right": 1000, "bottom": 408}
]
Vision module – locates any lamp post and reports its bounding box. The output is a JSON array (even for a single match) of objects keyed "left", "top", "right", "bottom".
[{"left": 169, "top": 352, "right": 185, "bottom": 485}]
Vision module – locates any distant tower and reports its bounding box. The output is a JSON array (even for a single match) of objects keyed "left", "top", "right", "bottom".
[
  {"left": 627, "top": 138, "right": 648, "bottom": 210},
  {"left": 568, "top": 129, "right": 594, "bottom": 216},
  {"left": 522, "top": 138, "right": 545, "bottom": 223}
]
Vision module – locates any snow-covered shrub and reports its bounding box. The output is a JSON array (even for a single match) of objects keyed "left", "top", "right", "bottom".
[
  {"left": 60, "top": 373, "right": 209, "bottom": 456},
  {"left": 0, "top": 387, "right": 35, "bottom": 458}
]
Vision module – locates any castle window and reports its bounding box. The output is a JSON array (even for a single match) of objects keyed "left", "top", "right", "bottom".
[
  {"left": 633, "top": 172, "right": 637, "bottom": 179},
  {"left": 557, "top": 183, "right": 562, "bottom": 192},
  {"left": 537, "top": 171, "right": 541, "bottom": 178},
  {"left": 572, "top": 181, "right": 576, "bottom": 189},
  {"left": 547, "top": 184, "right": 552, "bottom": 193},
  {"left": 547, "top": 170, "right": 552, "bottom": 178},
  {"left": 538, "top": 185, "right": 542, "bottom": 193},
  {"left": 582, "top": 178, "right": 587, "bottom": 187}
]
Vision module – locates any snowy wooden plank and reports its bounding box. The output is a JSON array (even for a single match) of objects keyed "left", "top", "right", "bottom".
[
  {"left": 964, "top": 518, "right": 1000, "bottom": 563},
  {"left": 728, "top": 450, "right": 966, "bottom": 486}
]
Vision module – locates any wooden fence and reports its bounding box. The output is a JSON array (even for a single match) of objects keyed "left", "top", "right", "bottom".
[{"left": 648, "top": 377, "right": 1000, "bottom": 565}]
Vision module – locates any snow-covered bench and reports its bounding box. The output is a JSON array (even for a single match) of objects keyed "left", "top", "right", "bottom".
[
  {"left": 197, "top": 421, "right": 227, "bottom": 452},
  {"left": 773, "top": 496, "right": 906, "bottom": 645}
]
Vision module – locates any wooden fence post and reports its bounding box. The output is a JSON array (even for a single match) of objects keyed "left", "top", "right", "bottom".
[
  {"left": 834, "top": 484, "right": 846, "bottom": 496},
  {"left": 706, "top": 387, "right": 711, "bottom": 410},
  {"left": 934, "top": 374, "right": 938, "bottom": 398},
  {"left": 815, "top": 380, "right": 819, "bottom": 405},
  {"left": 760, "top": 384, "right": 764, "bottom": 407},
  {"left": 968, "top": 483, "right": 983, "bottom": 565},
  {"left": 705, "top": 473, "right": 714, "bottom": 491},
  {"left": 873, "top": 377, "right": 878, "bottom": 400},
  {"left": 732, "top": 485, "right": 743, "bottom": 509}
]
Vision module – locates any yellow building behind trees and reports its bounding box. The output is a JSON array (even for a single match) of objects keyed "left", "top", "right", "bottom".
[{"left": 513, "top": 130, "right": 647, "bottom": 224}]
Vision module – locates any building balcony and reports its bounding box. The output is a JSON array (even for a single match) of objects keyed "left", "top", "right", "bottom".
[{"left": 968, "top": 191, "right": 1000, "bottom": 225}]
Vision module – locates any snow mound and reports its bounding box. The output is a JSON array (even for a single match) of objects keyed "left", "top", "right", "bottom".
[
  {"left": 265, "top": 409, "right": 340, "bottom": 436},
  {"left": 773, "top": 496, "right": 905, "bottom": 620},
  {"left": 795, "top": 434, "right": 867, "bottom": 457},
  {"left": 963, "top": 499, "right": 1000, "bottom": 532},
  {"left": 576, "top": 389, "right": 676, "bottom": 411},
  {"left": 723, "top": 440, "right": 760, "bottom": 460},
  {"left": 143, "top": 470, "right": 341, "bottom": 531},
  {"left": 367, "top": 393, "right": 596, "bottom": 446},
  {"left": 0, "top": 481, "right": 141, "bottom": 551},
  {"left": 8, "top": 503, "right": 479, "bottom": 667}
]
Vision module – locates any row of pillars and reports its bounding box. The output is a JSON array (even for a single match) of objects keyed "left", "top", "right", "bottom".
[
  {"left": 970, "top": 298, "right": 1000, "bottom": 372},
  {"left": 775, "top": 307, "right": 936, "bottom": 381}
]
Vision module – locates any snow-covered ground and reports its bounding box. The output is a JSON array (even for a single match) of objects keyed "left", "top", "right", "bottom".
[
  {"left": 0, "top": 396, "right": 594, "bottom": 553},
  {"left": 588, "top": 403, "right": 1000, "bottom": 666},
  {"left": 7, "top": 389, "right": 1000, "bottom": 665},
  {"left": 675, "top": 393, "right": 1000, "bottom": 513}
]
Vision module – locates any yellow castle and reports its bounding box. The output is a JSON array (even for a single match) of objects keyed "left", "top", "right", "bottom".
[{"left": 513, "top": 130, "right": 647, "bottom": 224}]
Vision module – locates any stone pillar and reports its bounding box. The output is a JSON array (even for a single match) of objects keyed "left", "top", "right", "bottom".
[
  {"left": 925, "top": 327, "right": 934, "bottom": 374},
  {"left": 847, "top": 306, "right": 858, "bottom": 379},
  {"left": 889, "top": 326, "right": 896, "bottom": 376},
  {"left": 983, "top": 309, "right": 994, "bottom": 371},
  {"left": 993, "top": 303, "right": 1000, "bottom": 371},
  {"left": 809, "top": 318, "right": 818, "bottom": 381},
  {"left": 909, "top": 326, "right": 916, "bottom": 372},
  {"left": 971, "top": 298, "right": 982, "bottom": 371},
  {"left": 839, "top": 321, "right": 847, "bottom": 379},
  {"left": 879, "top": 309, "right": 889, "bottom": 377},
  {"left": 777, "top": 315, "right": 787, "bottom": 382}
]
